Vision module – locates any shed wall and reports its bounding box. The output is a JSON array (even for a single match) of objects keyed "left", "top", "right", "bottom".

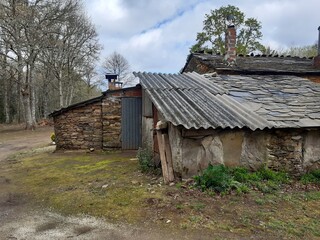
[
  {"left": 54, "top": 102, "right": 102, "bottom": 150},
  {"left": 102, "top": 97, "right": 122, "bottom": 150},
  {"left": 170, "top": 127, "right": 320, "bottom": 178},
  {"left": 53, "top": 87, "right": 142, "bottom": 151}
]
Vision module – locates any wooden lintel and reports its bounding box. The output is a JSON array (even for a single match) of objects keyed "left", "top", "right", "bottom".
[{"left": 182, "top": 128, "right": 218, "bottom": 137}]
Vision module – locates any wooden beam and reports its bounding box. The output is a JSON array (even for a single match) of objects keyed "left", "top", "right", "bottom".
[
  {"left": 163, "top": 133, "right": 174, "bottom": 182},
  {"left": 156, "top": 130, "right": 169, "bottom": 184},
  {"left": 182, "top": 128, "right": 218, "bottom": 137}
]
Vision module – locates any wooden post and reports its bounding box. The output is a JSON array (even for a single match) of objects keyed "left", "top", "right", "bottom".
[
  {"left": 156, "top": 120, "right": 175, "bottom": 184},
  {"left": 156, "top": 129, "right": 169, "bottom": 184},
  {"left": 163, "top": 133, "right": 174, "bottom": 182}
]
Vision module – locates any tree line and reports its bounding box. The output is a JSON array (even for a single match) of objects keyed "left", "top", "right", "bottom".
[
  {"left": 0, "top": 0, "right": 101, "bottom": 129},
  {"left": 1, "top": 3, "right": 317, "bottom": 129}
]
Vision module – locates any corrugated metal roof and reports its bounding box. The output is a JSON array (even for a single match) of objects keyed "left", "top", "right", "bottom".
[
  {"left": 134, "top": 72, "right": 320, "bottom": 130},
  {"left": 134, "top": 72, "right": 273, "bottom": 130}
]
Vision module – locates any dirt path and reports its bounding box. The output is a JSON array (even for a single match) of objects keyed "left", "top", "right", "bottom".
[
  {"left": 0, "top": 125, "right": 54, "bottom": 162},
  {"left": 0, "top": 125, "right": 208, "bottom": 240}
]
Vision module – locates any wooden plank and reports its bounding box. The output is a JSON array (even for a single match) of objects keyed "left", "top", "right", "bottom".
[
  {"left": 163, "top": 133, "right": 174, "bottom": 182},
  {"left": 182, "top": 128, "right": 218, "bottom": 137},
  {"left": 156, "top": 130, "right": 169, "bottom": 184}
]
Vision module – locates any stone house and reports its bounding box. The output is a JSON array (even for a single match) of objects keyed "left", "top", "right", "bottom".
[
  {"left": 181, "top": 27, "right": 320, "bottom": 84},
  {"left": 133, "top": 25, "right": 320, "bottom": 180},
  {"left": 50, "top": 83, "right": 142, "bottom": 151},
  {"left": 135, "top": 71, "right": 320, "bottom": 179}
]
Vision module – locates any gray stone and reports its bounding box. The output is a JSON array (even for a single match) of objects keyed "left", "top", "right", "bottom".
[{"left": 240, "top": 131, "right": 268, "bottom": 170}]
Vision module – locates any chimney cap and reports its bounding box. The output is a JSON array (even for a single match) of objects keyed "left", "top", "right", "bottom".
[
  {"left": 105, "top": 74, "right": 118, "bottom": 80},
  {"left": 226, "top": 15, "right": 235, "bottom": 27}
]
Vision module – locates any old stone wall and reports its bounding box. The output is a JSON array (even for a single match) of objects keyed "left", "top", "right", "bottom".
[
  {"left": 53, "top": 86, "right": 142, "bottom": 151},
  {"left": 303, "top": 130, "right": 320, "bottom": 171},
  {"left": 183, "top": 57, "right": 212, "bottom": 74},
  {"left": 170, "top": 127, "right": 320, "bottom": 178},
  {"left": 266, "top": 130, "right": 304, "bottom": 176},
  {"left": 102, "top": 97, "right": 122, "bottom": 150},
  {"left": 54, "top": 101, "right": 102, "bottom": 150}
]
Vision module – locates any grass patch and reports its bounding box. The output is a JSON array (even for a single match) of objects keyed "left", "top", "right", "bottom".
[
  {"left": 300, "top": 169, "right": 320, "bottom": 184},
  {"left": 2, "top": 149, "right": 320, "bottom": 239},
  {"left": 195, "top": 165, "right": 290, "bottom": 194},
  {"left": 4, "top": 152, "right": 166, "bottom": 223}
]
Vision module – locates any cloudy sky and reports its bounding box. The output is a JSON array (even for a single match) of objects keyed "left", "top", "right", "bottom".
[{"left": 84, "top": 0, "right": 320, "bottom": 74}]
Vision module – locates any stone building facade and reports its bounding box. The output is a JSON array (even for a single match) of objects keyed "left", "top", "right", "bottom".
[
  {"left": 136, "top": 71, "right": 320, "bottom": 179},
  {"left": 50, "top": 86, "right": 142, "bottom": 151},
  {"left": 167, "top": 125, "right": 320, "bottom": 178}
]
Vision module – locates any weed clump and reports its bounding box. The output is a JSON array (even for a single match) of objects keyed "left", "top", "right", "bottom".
[
  {"left": 136, "top": 148, "right": 154, "bottom": 173},
  {"left": 195, "top": 164, "right": 291, "bottom": 194},
  {"left": 300, "top": 169, "right": 320, "bottom": 184},
  {"left": 194, "top": 165, "right": 247, "bottom": 194}
]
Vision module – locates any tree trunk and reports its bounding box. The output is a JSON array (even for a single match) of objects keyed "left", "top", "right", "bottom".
[
  {"left": 29, "top": 63, "right": 37, "bottom": 126},
  {"left": 22, "top": 86, "right": 34, "bottom": 130},
  {"left": 58, "top": 71, "right": 64, "bottom": 108},
  {"left": 2, "top": 47, "right": 10, "bottom": 123},
  {"left": 4, "top": 79, "right": 10, "bottom": 123},
  {"left": 67, "top": 83, "right": 74, "bottom": 106},
  {"left": 42, "top": 80, "right": 49, "bottom": 118},
  {"left": 22, "top": 66, "right": 35, "bottom": 130},
  {"left": 17, "top": 54, "right": 24, "bottom": 123}
]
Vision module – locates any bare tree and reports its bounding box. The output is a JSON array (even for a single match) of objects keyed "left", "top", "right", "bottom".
[
  {"left": 0, "top": 0, "right": 101, "bottom": 127},
  {"left": 102, "top": 51, "right": 134, "bottom": 87},
  {"left": 40, "top": 1, "right": 101, "bottom": 107}
]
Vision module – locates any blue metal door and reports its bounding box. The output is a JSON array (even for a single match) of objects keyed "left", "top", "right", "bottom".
[{"left": 121, "top": 97, "right": 142, "bottom": 149}]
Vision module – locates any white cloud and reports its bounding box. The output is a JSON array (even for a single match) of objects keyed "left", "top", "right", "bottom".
[{"left": 84, "top": 0, "right": 320, "bottom": 73}]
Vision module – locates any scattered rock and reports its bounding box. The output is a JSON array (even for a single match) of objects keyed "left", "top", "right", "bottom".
[
  {"left": 101, "top": 184, "right": 108, "bottom": 189},
  {"left": 166, "top": 220, "right": 171, "bottom": 224},
  {"left": 169, "top": 182, "right": 175, "bottom": 187}
]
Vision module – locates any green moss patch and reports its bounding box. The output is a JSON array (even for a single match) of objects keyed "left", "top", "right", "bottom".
[{"left": 3, "top": 151, "right": 166, "bottom": 223}]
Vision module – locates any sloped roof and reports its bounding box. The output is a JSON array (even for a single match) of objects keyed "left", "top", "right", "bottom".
[
  {"left": 134, "top": 72, "right": 320, "bottom": 130},
  {"left": 49, "top": 86, "right": 140, "bottom": 117},
  {"left": 182, "top": 52, "right": 320, "bottom": 75}
]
